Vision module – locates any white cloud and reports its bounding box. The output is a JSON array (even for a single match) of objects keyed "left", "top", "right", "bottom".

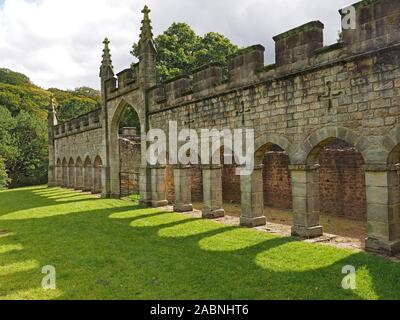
[{"left": 0, "top": 0, "right": 352, "bottom": 89}]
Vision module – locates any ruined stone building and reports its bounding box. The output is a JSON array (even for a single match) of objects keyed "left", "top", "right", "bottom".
[{"left": 48, "top": 0, "right": 400, "bottom": 255}]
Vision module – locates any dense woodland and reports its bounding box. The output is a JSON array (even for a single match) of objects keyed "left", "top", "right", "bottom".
[
  {"left": 0, "top": 23, "right": 238, "bottom": 189},
  {"left": 0, "top": 68, "right": 101, "bottom": 188}
]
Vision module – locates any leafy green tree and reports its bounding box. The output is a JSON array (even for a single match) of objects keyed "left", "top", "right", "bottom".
[
  {"left": 195, "top": 32, "right": 239, "bottom": 76},
  {"left": 119, "top": 106, "right": 140, "bottom": 134},
  {"left": 49, "top": 88, "right": 101, "bottom": 121},
  {"left": 0, "top": 157, "right": 9, "bottom": 188},
  {"left": 0, "top": 68, "right": 102, "bottom": 188},
  {"left": 131, "top": 22, "right": 239, "bottom": 80},
  {"left": 0, "top": 68, "right": 32, "bottom": 86},
  {"left": 0, "top": 106, "right": 18, "bottom": 162},
  {"left": 6, "top": 110, "right": 48, "bottom": 187}
]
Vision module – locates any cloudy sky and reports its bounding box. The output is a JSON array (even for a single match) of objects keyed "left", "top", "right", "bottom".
[{"left": 0, "top": 0, "right": 352, "bottom": 90}]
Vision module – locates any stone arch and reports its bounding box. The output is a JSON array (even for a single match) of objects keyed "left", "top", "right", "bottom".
[
  {"left": 109, "top": 99, "right": 143, "bottom": 197},
  {"left": 387, "top": 127, "right": 400, "bottom": 164},
  {"left": 255, "top": 135, "right": 293, "bottom": 210},
  {"left": 93, "top": 155, "right": 103, "bottom": 194},
  {"left": 62, "top": 158, "right": 68, "bottom": 187},
  {"left": 68, "top": 158, "right": 75, "bottom": 188},
  {"left": 83, "top": 156, "right": 92, "bottom": 192},
  {"left": 254, "top": 133, "right": 292, "bottom": 165},
  {"left": 291, "top": 126, "right": 369, "bottom": 238},
  {"left": 240, "top": 133, "right": 293, "bottom": 227},
  {"left": 293, "top": 126, "right": 370, "bottom": 165},
  {"left": 75, "top": 157, "right": 83, "bottom": 190}
]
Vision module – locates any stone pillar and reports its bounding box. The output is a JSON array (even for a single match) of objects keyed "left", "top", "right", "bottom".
[
  {"left": 202, "top": 165, "right": 225, "bottom": 219},
  {"left": 290, "top": 164, "right": 323, "bottom": 238},
  {"left": 240, "top": 165, "right": 266, "bottom": 227},
  {"left": 173, "top": 165, "right": 193, "bottom": 212},
  {"left": 68, "top": 167, "right": 75, "bottom": 189},
  {"left": 365, "top": 165, "right": 400, "bottom": 255},
  {"left": 75, "top": 166, "right": 83, "bottom": 190},
  {"left": 139, "top": 166, "right": 152, "bottom": 206},
  {"left": 150, "top": 165, "right": 168, "bottom": 207},
  {"left": 48, "top": 165, "right": 57, "bottom": 187},
  {"left": 91, "top": 166, "right": 96, "bottom": 193},
  {"left": 56, "top": 165, "right": 62, "bottom": 186}
]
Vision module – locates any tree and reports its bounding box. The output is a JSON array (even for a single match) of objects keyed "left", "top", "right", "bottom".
[
  {"left": 0, "top": 157, "right": 9, "bottom": 188},
  {"left": 0, "top": 67, "right": 102, "bottom": 188},
  {"left": 5, "top": 110, "right": 48, "bottom": 187},
  {"left": 131, "top": 22, "right": 239, "bottom": 80},
  {"left": 119, "top": 106, "right": 140, "bottom": 134},
  {"left": 0, "top": 68, "right": 32, "bottom": 86},
  {"left": 48, "top": 88, "right": 101, "bottom": 121}
]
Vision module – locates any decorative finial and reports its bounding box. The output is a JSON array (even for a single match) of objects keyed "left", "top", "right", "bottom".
[
  {"left": 49, "top": 94, "right": 57, "bottom": 112},
  {"left": 100, "top": 37, "right": 114, "bottom": 78},
  {"left": 139, "top": 5, "right": 153, "bottom": 47},
  {"left": 101, "top": 37, "right": 112, "bottom": 67}
]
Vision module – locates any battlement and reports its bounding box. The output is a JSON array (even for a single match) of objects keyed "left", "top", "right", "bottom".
[
  {"left": 142, "top": 0, "right": 400, "bottom": 112},
  {"left": 54, "top": 108, "right": 102, "bottom": 138},
  {"left": 228, "top": 45, "right": 265, "bottom": 85},
  {"left": 341, "top": 0, "right": 400, "bottom": 53},
  {"left": 104, "top": 64, "right": 140, "bottom": 98},
  {"left": 273, "top": 21, "right": 324, "bottom": 71},
  {"left": 192, "top": 62, "right": 223, "bottom": 93}
]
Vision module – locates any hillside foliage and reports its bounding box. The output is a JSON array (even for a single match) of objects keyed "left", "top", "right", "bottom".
[{"left": 0, "top": 68, "right": 101, "bottom": 188}]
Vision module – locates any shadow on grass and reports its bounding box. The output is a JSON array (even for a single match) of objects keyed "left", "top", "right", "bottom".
[{"left": 0, "top": 187, "right": 399, "bottom": 300}]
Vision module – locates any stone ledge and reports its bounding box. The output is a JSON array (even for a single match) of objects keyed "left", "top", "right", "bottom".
[
  {"left": 365, "top": 237, "right": 400, "bottom": 256},
  {"left": 291, "top": 225, "right": 323, "bottom": 238},
  {"left": 240, "top": 216, "right": 267, "bottom": 227},
  {"left": 202, "top": 209, "right": 225, "bottom": 219}
]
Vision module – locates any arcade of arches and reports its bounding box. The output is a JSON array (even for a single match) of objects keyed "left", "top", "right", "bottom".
[{"left": 48, "top": 1, "right": 400, "bottom": 255}]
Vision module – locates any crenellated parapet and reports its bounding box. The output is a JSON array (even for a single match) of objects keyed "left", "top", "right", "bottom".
[
  {"left": 141, "top": 0, "right": 400, "bottom": 113},
  {"left": 341, "top": 0, "right": 400, "bottom": 54},
  {"left": 228, "top": 45, "right": 265, "bottom": 85},
  {"left": 273, "top": 21, "right": 324, "bottom": 73},
  {"left": 53, "top": 108, "right": 102, "bottom": 139}
]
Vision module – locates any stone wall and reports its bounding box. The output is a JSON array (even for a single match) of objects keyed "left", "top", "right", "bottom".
[
  {"left": 49, "top": 0, "right": 400, "bottom": 254},
  {"left": 263, "top": 152, "right": 292, "bottom": 209},
  {"left": 319, "top": 143, "right": 367, "bottom": 220}
]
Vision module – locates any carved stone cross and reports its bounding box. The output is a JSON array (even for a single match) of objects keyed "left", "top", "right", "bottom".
[
  {"left": 318, "top": 81, "right": 343, "bottom": 110},
  {"left": 235, "top": 92, "right": 251, "bottom": 125}
]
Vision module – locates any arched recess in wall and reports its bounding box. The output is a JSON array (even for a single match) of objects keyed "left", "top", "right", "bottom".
[
  {"left": 109, "top": 99, "right": 142, "bottom": 198},
  {"left": 303, "top": 127, "right": 367, "bottom": 239},
  {"left": 253, "top": 135, "right": 293, "bottom": 224},
  {"left": 56, "top": 159, "right": 62, "bottom": 186},
  {"left": 75, "top": 157, "right": 83, "bottom": 190},
  {"left": 68, "top": 158, "right": 75, "bottom": 188},
  {"left": 93, "top": 156, "right": 103, "bottom": 194},
  {"left": 83, "top": 156, "right": 92, "bottom": 192},
  {"left": 62, "top": 158, "right": 68, "bottom": 187}
]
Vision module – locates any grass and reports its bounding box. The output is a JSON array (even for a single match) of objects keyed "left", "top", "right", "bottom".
[{"left": 0, "top": 186, "right": 399, "bottom": 300}]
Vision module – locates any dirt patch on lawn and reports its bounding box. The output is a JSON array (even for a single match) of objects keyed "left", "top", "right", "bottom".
[{"left": 192, "top": 202, "right": 367, "bottom": 251}]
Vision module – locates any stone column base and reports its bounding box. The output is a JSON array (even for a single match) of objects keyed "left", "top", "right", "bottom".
[
  {"left": 202, "top": 209, "right": 225, "bottom": 219},
  {"left": 151, "top": 200, "right": 169, "bottom": 208},
  {"left": 174, "top": 204, "right": 193, "bottom": 212},
  {"left": 47, "top": 183, "right": 57, "bottom": 188},
  {"left": 139, "top": 198, "right": 151, "bottom": 206},
  {"left": 291, "top": 225, "right": 323, "bottom": 238},
  {"left": 365, "top": 237, "right": 400, "bottom": 256},
  {"left": 240, "top": 216, "right": 266, "bottom": 228}
]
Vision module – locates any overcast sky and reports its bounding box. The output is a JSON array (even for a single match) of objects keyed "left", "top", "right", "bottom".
[{"left": 0, "top": 0, "right": 353, "bottom": 90}]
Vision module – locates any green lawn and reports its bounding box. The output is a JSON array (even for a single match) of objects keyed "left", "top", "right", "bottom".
[{"left": 0, "top": 186, "right": 399, "bottom": 300}]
